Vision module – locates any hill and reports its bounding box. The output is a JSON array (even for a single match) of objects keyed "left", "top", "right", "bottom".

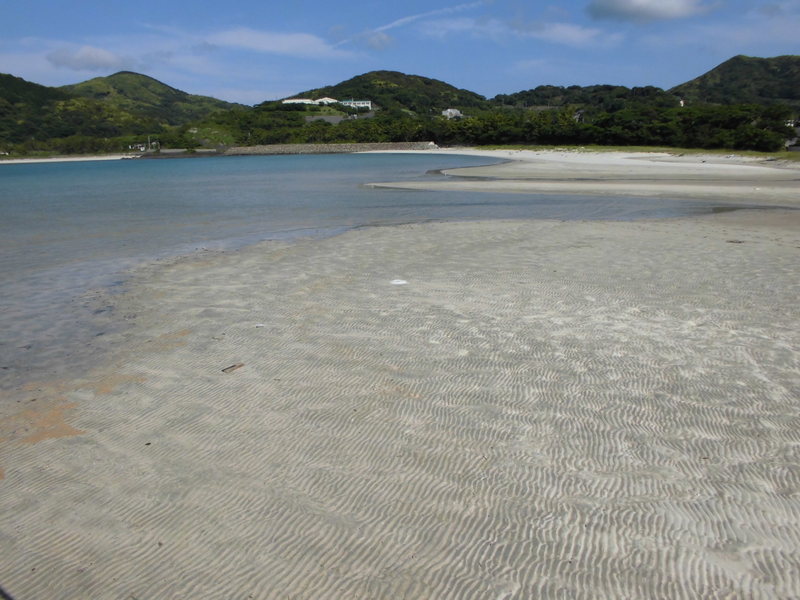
[
  {"left": 0, "top": 71, "right": 246, "bottom": 152},
  {"left": 0, "top": 72, "right": 70, "bottom": 106},
  {"left": 670, "top": 55, "right": 800, "bottom": 109},
  {"left": 61, "top": 71, "right": 240, "bottom": 125},
  {"left": 0, "top": 74, "right": 70, "bottom": 144},
  {"left": 492, "top": 84, "right": 678, "bottom": 112},
  {"left": 295, "top": 71, "right": 488, "bottom": 114},
  {"left": 2, "top": 57, "right": 796, "bottom": 155}
]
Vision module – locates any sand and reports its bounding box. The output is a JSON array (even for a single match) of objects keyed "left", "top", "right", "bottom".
[
  {"left": 366, "top": 148, "right": 800, "bottom": 206},
  {"left": 0, "top": 154, "right": 139, "bottom": 165},
  {"left": 1, "top": 150, "right": 800, "bottom": 599}
]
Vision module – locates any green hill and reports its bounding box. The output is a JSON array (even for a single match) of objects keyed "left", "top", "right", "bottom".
[
  {"left": 295, "top": 70, "right": 488, "bottom": 114},
  {"left": 0, "top": 71, "right": 246, "bottom": 152},
  {"left": 0, "top": 72, "right": 70, "bottom": 106},
  {"left": 670, "top": 55, "right": 800, "bottom": 109},
  {"left": 492, "top": 84, "right": 679, "bottom": 112},
  {"left": 61, "top": 71, "right": 240, "bottom": 125},
  {"left": 0, "top": 74, "right": 70, "bottom": 145}
]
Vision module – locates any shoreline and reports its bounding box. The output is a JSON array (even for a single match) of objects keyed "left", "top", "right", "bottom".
[
  {"left": 0, "top": 153, "right": 140, "bottom": 165},
  {"left": 2, "top": 152, "right": 800, "bottom": 597},
  {"left": 0, "top": 142, "right": 439, "bottom": 165}
]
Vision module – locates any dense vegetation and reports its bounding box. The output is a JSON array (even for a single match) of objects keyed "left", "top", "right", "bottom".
[
  {"left": 197, "top": 99, "right": 793, "bottom": 152},
  {"left": 1, "top": 56, "right": 797, "bottom": 156},
  {"left": 493, "top": 84, "right": 678, "bottom": 112}
]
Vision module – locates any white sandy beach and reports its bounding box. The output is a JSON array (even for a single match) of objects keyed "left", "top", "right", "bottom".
[
  {"left": 1, "top": 150, "right": 799, "bottom": 599},
  {"left": 0, "top": 153, "right": 139, "bottom": 165},
  {"left": 367, "top": 148, "right": 800, "bottom": 206}
]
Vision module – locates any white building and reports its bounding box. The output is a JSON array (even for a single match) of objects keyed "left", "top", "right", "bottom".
[
  {"left": 340, "top": 99, "right": 372, "bottom": 110},
  {"left": 282, "top": 97, "right": 372, "bottom": 110},
  {"left": 442, "top": 108, "right": 463, "bottom": 119},
  {"left": 282, "top": 98, "right": 317, "bottom": 105}
]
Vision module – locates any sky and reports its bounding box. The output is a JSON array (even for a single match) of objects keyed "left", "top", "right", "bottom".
[{"left": 1, "top": 0, "right": 798, "bottom": 105}]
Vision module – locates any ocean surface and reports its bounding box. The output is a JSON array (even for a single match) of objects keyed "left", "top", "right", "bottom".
[{"left": 0, "top": 152, "right": 757, "bottom": 389}]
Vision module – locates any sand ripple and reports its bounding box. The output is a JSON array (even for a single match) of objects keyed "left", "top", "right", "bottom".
[{"left": 2, "top": 215, "right": 799, "bottom": 598}]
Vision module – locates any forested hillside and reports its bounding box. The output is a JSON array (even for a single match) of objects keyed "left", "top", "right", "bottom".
[
  {"left": 492, "top": 85, "right": 678, "bottom": 112},
  {"left": 0, "top": 72, "right": 239, "bottom": 153},
  {"left": 1, "top": 55, "right": 797, "bottom": 156},
  {"left": 298, "top": 71, "right": 489, "bottom": 114},
  {"left": 670, "top": 55, "right": 800, "bottom": 109},
  {"left": 61, "top": 71, "right": 239, "bottom": 125}
]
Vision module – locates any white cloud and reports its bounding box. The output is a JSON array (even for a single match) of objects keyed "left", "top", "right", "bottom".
[
  {"left": 517, "top": 21, "right": 621, "bottom": 46},
  {"left": 641, "top": 4, "right": 800, "bottom": 51},
  {"left": 418, "top": 17, "right": 507, "bottom": 40},
  {"left": 207, "top": 28, "right": 353, "bottom": 59},
  {"left": 419, "top": 17, "right": 620, "bottom": 47},
  {"left": 46, "top": 45, "right": 133, "bottom": 72},
  {"left": 362, "top": 31, "right": 394, "bottom": 50},
  {"left": 587, "top": 0, "right": 710, "bottom": 22}
]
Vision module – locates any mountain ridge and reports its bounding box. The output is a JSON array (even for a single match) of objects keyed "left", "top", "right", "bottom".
[
  {"left": 60, "top": 71, "right": 240, "bottom": 125},
  {"left": 669, "top": 55, "right": 800, "bottom": 109}
]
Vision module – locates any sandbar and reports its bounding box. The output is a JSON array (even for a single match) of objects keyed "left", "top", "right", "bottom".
[{"left": 366, "top": 148, "right": 800, "bottom": 206}]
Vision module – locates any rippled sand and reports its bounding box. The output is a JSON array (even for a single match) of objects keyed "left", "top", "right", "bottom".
[{"left": 2, "top": 207, "right": 800, "bottom": 597}]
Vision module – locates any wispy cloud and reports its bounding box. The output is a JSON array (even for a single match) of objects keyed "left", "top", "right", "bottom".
[
  {"left": 207, "top": 28, "right": 354, "bottom": 59},
  {"left": 419, "top": 17, "right": 621, "bottom": 47},
  {"left": 46, "top": 45, "right": 134, "bottom": 72},
  {"left": 587, "top": 0, "right": 712, "bottom": 22},
  {"left": 515, "top": 21, "right": 621, "bottom": 46},
  {"left": 418, "top": 17, "right": 506, "bottom": 40},
  {"left": 341, "top": 1, "right": 488, "bottom": 49},
  {"left": 374, "top": 1, "right": 487, "bottom": 33}
]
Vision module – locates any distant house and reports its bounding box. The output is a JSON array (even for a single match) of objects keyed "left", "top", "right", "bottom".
[
  {"left": 340, "top": 99, "right": 372, "bottom": 110},
  {"left": 282, "top": 98, "right": 318, "bottom": 105},
  {"left": 283, "top": 97, "right": 372, "bottom": 110},
  {"left": 442, "top": 108, "right": 463, "bottom": 119}
]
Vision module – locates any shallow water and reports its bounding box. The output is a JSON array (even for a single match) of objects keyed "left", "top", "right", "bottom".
[{"left": 0, "top": 152, "right": 770, "bottom": 389}]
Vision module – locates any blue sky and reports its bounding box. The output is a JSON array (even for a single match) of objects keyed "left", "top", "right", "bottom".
[{"left": 1, "top": 0, "right": 798, "bottom": 104}]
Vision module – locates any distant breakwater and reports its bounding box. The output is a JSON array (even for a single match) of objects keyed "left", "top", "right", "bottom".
[{"left": 223, "top": 142, "right": 438, "bottom": 156}]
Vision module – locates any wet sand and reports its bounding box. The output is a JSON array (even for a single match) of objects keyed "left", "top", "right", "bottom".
[{"left": 1, "top": 151, "right": 800, "bottom": 599}]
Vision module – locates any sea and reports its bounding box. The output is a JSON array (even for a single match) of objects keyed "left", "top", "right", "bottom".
[{"left": 0, "top": 152, "right": 755, "bottom": 390}]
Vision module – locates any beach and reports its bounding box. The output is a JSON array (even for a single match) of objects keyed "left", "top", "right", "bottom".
[
  {"left": 0, "top": 153, "right": 140, "bottom": 165},
  {"left": 1, "top": 150, "right": 799, "bottom": 599}
]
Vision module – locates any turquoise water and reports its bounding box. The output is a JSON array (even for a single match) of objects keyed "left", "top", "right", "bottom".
[{"left": 0, "top": 152, "right": 760, "bottom": 389}]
